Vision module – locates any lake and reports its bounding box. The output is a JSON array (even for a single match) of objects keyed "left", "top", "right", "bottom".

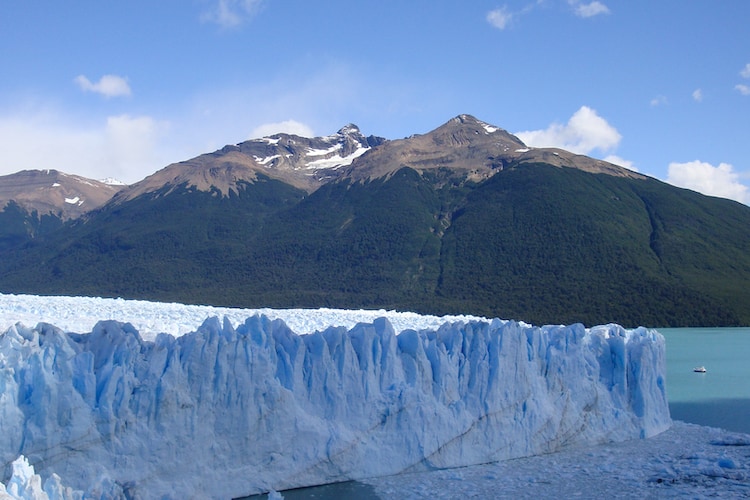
[{"left": 659, "top": 327, "right": 750, "bottom": 434}]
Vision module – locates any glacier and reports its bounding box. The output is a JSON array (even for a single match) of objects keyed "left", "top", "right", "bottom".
[{"left": 0, "top": 306, "right": 670, "bottom": 499}]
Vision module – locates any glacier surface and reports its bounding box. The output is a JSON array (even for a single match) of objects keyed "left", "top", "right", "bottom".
[{"left": 0, "top": 301, "right": 670, "bottom": 499}]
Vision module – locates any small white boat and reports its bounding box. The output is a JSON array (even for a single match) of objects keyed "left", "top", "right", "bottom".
[{"left": 693, "top": 366, "right": 707, "bottom": 373}]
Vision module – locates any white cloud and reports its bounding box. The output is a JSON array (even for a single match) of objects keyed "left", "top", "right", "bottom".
[
  {"left": 74, "top": 74, "right": 131, "bottom": 98},
  {"left": 201, "top": 0, "right": 263, "bottom": 28},
  {"left": 486, "top": 7, "right": 513, "bottom": 30},
  {"left": 650, "top": 95, "right": 668, "bottom": 106},
  {"left": 736, "top": 84, "right": 750, "bottom": 96},
  {"left": 488, "top": 2, "right": 608, "bottom": 31},
  {"left": 692, "top": 89, "right": 703, "bottom": 102},
  {"left": 104, "top": 114, "right": 167, "bottom": 174},
  {"left": 0, "top": 110, "right": 170, "bottom": 184},
  {"left": 740, "top": 63, "right": 750, "bottom": 79},
  {"left": 515, "top": 106, "right": 621, "bottom": 155},
  {"left": 667, "top": 160, "right": 749, "bottom": 204},
  {"left": 250, "top": 120, "right": 314, "bottom": 138},
  {"left": 569, "top": 1, "right": 610, "bottom": 18},
  {"left": 604, "top": 155, "right": 637, "bottom": 172}
]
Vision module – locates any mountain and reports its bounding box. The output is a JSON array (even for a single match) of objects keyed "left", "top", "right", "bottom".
[
  {"left": 1, "top": 115, "right": 749, "bottom": 327},
  {"left": 112, "top": 123, "right": 384, "bottom": 202},
  {"left": 0, "top": 169, "right": 124, "bottom": 218},
  {"left": 0, "top": 169, "right": 124, "bottom": 251},
  {"left": 338, "top": 114, "right": 640, "bottom": 182}
]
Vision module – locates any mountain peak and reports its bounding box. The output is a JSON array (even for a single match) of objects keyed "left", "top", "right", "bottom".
[
  {"left": 439, "top": 114, "right": 516, "bottom": 138},
  {"left": 337, "top": 123, "right": 361, "bottom": 135},
  {"left": 451, "top": 114, "right": 481, "bottom": 124},
  {"left": 421, "top": 114, "right": 527, "bottom": 152},
  {"left": 335, "top": 115, "right": 528, "bottom": 183}
]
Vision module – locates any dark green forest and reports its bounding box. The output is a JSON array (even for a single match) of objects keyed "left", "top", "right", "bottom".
[{"left": 2, "top": 163, "right": 749, "bottom": 327}]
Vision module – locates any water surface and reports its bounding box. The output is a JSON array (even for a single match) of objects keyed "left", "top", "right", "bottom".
[
  {"left": 659, "top": 327, "right": 750, "bottom": 433},
  {"left": 237, "top": 480, "right": 379, "bottom": 500}
]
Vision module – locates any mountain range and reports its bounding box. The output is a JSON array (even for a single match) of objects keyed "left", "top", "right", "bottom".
[{"left": 1, "top": 115, "right": 749, "bottom": 327}]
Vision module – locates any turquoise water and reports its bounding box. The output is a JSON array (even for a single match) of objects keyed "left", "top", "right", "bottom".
[{"left": 659, "top": 327, "right": 750, "bottom": 434}]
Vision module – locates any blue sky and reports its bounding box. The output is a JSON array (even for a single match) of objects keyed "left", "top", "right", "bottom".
[{"left": 1, "top": 1, "right": 749, "bottom": 204}]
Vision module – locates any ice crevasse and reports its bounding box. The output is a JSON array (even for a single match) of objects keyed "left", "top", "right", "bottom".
[{"left": 0, "top": 315, "right": 671, "bottom": 498}]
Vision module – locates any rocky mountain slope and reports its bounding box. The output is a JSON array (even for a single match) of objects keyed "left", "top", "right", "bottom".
[
  {"left": 0, "top": 169, "right": 123, "bottom": 219},
  {"left": 112, "top": 124, "right": 385, "bottom": 202}
]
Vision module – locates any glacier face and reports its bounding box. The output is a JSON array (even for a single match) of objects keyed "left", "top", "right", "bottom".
[{"left": 0, "top": 315, "right": 670, "bottom": 499}]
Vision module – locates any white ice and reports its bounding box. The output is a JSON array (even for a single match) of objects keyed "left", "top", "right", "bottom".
[
  {"left": 0, "top": 294, "right": 745, "bottom": 499},
  {"left": 0, "top": 457, "right": 81, "bottom": 500},
  {"left": 0, "top": 293, "right": 487, "bottom": 341}
]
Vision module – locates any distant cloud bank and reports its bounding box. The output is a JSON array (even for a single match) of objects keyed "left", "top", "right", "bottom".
[{"left": 0, "top": 110, "right": 169, "bottom": 184}]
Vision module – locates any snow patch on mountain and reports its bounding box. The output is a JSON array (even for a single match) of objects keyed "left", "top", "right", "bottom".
[
  {"left": 253, "top": 154, "right": 281, "bottom": 165},
  {"left": 306, "top": 143, "right": 343, "bottom": 157},
  {"left": 99, "top": 177, "right": 127, "bottom": 186},
  {"left": 480, "top": 122, "right": 499, "bottom": 134},
  {"left": 305, "top": 146, "right": 370, "bottom": 170}
]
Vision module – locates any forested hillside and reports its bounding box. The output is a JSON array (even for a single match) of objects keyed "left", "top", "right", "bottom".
[{"left": 2, "top": 159, "right": 749, "bottom": 327}]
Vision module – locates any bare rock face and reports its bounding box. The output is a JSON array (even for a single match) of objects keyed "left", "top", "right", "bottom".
[{"left": 0, "top": 169, "right": 124, "bottom": 220}]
